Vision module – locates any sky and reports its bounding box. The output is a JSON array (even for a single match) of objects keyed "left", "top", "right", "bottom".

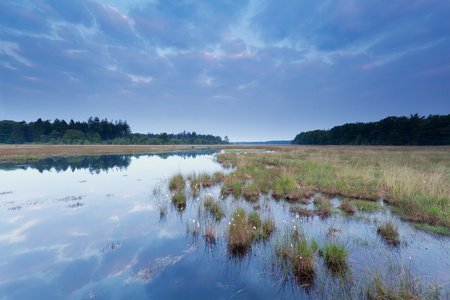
[{"left": 1, "top": 0, "right": 449, "bottom": 142}]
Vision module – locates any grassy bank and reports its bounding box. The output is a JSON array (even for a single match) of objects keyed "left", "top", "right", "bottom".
[{"left": 216, "top": 146, "right": 449, "bottom": 232}]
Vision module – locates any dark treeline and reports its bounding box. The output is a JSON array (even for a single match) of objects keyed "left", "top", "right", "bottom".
[
  {"left": 292, "top": 114, "right": 450, "bottom": 145},
  {"left": 0, "top": 117, "right": 228, "bottom": 145}
]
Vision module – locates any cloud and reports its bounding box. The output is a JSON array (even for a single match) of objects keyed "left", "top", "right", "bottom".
[
  {"left": 0, "top": 219, "right": 39, "bottom": 243},
  {"left": 0, "top": 0, "right": 449, "bottom": 141}
]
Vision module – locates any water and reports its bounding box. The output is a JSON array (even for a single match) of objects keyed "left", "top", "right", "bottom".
[{"left": 0, "top": 151, "right": 448, "bottom": 299}]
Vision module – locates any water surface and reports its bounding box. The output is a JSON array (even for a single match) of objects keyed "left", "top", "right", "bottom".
[{"left": 0, "top": 151, "right": 448, "bottom": 299}]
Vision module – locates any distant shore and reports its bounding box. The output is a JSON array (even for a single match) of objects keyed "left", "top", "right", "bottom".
[
  {"left": 0, "top": 144, "right": 286, "bottom": 162},
  {"left": 1, "top": 144, "right": 448, "bottom": 162}
]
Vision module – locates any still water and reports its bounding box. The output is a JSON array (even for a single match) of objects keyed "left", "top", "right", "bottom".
[{"left": 0, "top": 151, "right": 448, "bottom": 299}]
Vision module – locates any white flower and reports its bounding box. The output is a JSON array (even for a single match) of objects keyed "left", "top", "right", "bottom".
[{"left": 253, "top": 226, "right": 256, "bottom": 230}]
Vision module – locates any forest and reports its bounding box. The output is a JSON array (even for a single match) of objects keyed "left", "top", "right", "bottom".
[
  {"left": 292, "top": 114, "right": 450, "bottom": 145},
  {"left": 0, "top": 117, "right": 228, "bottom": 145}
]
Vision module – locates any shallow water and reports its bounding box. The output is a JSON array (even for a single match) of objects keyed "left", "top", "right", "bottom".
[{"left": 0, "top": 151, "right": 448, "bottom": 299}]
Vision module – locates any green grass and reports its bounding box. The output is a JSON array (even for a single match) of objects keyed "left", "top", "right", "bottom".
[
  {"left": 216, "top": 146, "right": 449, "bottom": 231},
  {"left": 204, "top": 196, "right": 225, "bottom": 221},
  {"left": 243, "top": 183, "right": 260, "bottom": 202},
  {"left": 169, "top": 173, "right": 185, "bottom": 192},
  {"left": 366, "top": 264, "right": 443, "bottom": 300},
  {"left": 274, "top": 228, "right": 316, "bottom": 283},
  {"left": 172, "top": 193, "right": 186, "bottom": 211},
  {"left": 322, "top": 242, "right": 349, "bottom": 274},
  {"left": 227, "top": 208, "right": 275, "bottom": 255},
  {"left": 353, "top": 200, "right": 383, "bottom": 213},
  {"left": 377, "top": 220, "right": 400, "bottom": 245},
  {"left": 339, "top": 199, "right": 357, "bottom": 214},
  {"left": 412, "top": 223, "right": 450, "bottom": 236}
]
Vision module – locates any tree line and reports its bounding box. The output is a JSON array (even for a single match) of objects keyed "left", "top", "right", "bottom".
[
  {"left": 0, "top": 117, "right": 228, "bottom": 145},
  {"left": 291, "top": 114, "right": 450, "bottom": 145}
]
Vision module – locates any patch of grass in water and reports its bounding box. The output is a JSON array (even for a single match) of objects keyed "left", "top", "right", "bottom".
[
  {"left": 243, "top": 183, "right": 260, "bottom": 202},
  {"left": 339, "top": 199, "right": 357, "bottom": 214},
  {"left": 204, "top": 196, "right": 225, "bottom": 221},
  {"left": 169, "top": 173, "right": 185, "bottom": 192},
  {"left": 377, "top": 220, "right": 400, "bottom": 246},
  {"left": 273, "top": 227, "right": 316, "bottom": 284},
  {"left": 322, "top": 242, "right": 350, "bottom": 275},
  {"left": 227, "top": 208, "right": 275, "bottom": 256},
  {"left": 366, "top": 263, "right": 444, "bottom": 300},
  {"left": 353, "top": 200, "right": 383, "bottom": 213},
  {"left": 172, "top": 193, "right": 186, "bottom": 211}
]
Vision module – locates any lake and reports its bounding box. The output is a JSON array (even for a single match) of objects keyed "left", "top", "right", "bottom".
[{"left": 0, "top": 150, "right": 448, "bottom": 299}]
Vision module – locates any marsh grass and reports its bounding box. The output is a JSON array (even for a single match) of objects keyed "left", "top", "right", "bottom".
[
  {"left": 227, "top": 208, "right": 275, "bottom": 255},
  {"left": 203, "top": 226, "right": 216, "bottom": 244},
  {"left": 204, "top": 196, "right": 225, "bottom": 220},
  {"left": 222, "top": 175, "right": 244, "bottom": 198},
  {"left": 314, "top": 195, "right": 333, "bottom": 217},
  {"left": 366, "top": 264, "right": 443, "bottom": 300},
  {"left": 172, "top": 193, "right": 186, "bottom": 211},
  {"left": 169, "top": 173, "right": 185, "bottom": 192},
  {"left": 322, "top": 242, "right": 349, "bottom": 274},
  {"left": 274, "top": 228, "right": 316, "bottom": 283},
  {"left": 412, "top": 223, "right": 450, "bottom": 236},
  {"left": 377, "top": 220, "right": 400, "bottom": 245},
  {"left": 244, "top": 183, "right": 260, "bottom": 202},
  {"left": 353, "top": 200, "right": 383, "bottom": 213},
  {"left": 217, "top": 146, "right": 449, "bottom": 231},
  {"left": 339, "top": 199, "right": 356, "bottom": 214},
  {"left": 289, "top": 206, "right": 315, "bottom": 218}
]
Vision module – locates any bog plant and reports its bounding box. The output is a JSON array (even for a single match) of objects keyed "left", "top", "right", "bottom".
[
  {"left": 322, "top": 242, "right": 350, "bottom": 274},
  {"left": 227, "top": 208, "right": 275, "bottom": 256},
  {"left": 274, "top": 227, "right": 316, "bottom": 283},
  {"left": 377, "top": 220, "right": 400, "bottom": 245},
  {"left": 169, "top": 173, "right": 185, "bottom": 192},
  {"left": 204, "top": 196, "right": 225, "bottom": 220}
]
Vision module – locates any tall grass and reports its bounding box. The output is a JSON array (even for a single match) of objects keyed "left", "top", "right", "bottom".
[
  {"left": 216, "top": 146, "right": 449, "bottom": 231},
  {"left": 227, "top": 208, "right": 275, "bottom": 255},
  {"left": 274, "top": 227, "right": 316, "bottom": 283},
  {"left": 169, "top": 173, "right": 185, "bottom": 192}
]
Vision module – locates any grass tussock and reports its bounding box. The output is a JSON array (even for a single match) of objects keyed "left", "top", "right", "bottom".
[
  {"left": 244, "top": 183, "right": 260, "bottom": 202},
  {"left": 227, "top": 208, "right": 275, "bottom": 256},
  {"left": 203, "top": 226, "right": 216, "bottom": 244},
  {"left": 274, "top": 228, "right": 316, "bottom": 283},
  {"left": 377, "top": 220, "right": 400, "bottom": 245},
  {"left": 314, "top": 195, "right": 333, "bottom": 217},
  {"left": 169, "top": 173, "right": 185, "bottom": 192},
  {"left": 339, "top": 199, "right": 357, "bottom": 214},
  {"left": 204, "top": 196, "right": 225, "bottom": 220},
  {"left": 289, "top": 206, "right": 315, "bottom": 218},
  {"left": 321, "top": 242, "right": 350, "bottom": 274},
  {"left": 172, "top": 193, "right": 186, "bottom": 211}
]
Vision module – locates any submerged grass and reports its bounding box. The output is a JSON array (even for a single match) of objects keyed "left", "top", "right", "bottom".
[{"left": 366, "top": 263, "right": 444, "bottom": 300}]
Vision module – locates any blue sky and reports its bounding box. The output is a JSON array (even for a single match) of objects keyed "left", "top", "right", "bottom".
[{"left": 1, "top": 0, "right": 449, "bottom": 141}]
